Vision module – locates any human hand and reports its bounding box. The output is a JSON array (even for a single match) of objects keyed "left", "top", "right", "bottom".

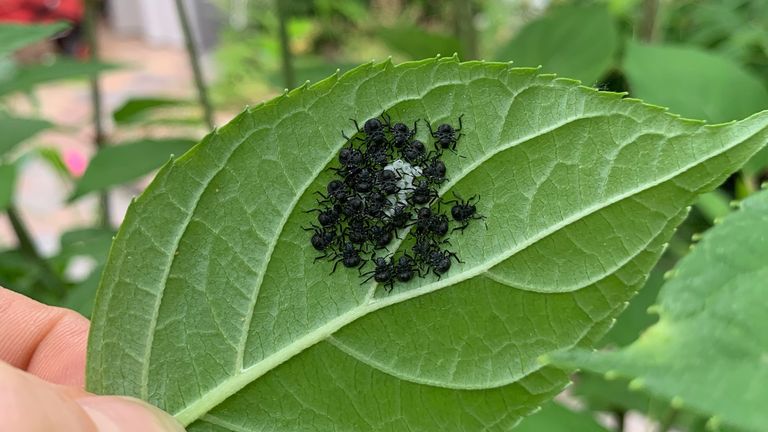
[{"left": 0, "top": 287, "right": 184, "bottom": 431}]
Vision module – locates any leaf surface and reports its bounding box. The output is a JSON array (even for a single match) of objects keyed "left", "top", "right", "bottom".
[
  {"left": 495, "top": 4, "right": 618, "bottom": 85},
  {"left": 623, "top": 41, "right": 768, "bottom": 123},
  {"left": 554, "top": 188, "right": 768, "bottom": 432},
  {"left": 86, "top": 58, "right": 768, "bottom": 431}
]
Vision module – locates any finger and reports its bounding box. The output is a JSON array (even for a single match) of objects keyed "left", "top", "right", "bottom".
[
  {"left": 0, "top": 361, "right": 184, "bottom": 432},
  {"left": 0, "top": 287, "right": 89, "bottom": 387}
]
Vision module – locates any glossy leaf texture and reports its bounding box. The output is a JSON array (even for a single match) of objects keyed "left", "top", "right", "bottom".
[
  {"left": 623, "top": 41, "right": 768, "bottom": 123},
  {"left": 553, "top": 188, "right": 768, "bottom": 432},
  {"left": 495, "top": 4, "right": 618, "bottom": 85},
  {"left": 86, "top": 57, "right": 768, "bottom": 431}
]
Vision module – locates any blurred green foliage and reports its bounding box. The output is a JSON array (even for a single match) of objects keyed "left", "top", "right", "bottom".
[{"left": 0, "top": 21, "right": 200, "bottom": 319}]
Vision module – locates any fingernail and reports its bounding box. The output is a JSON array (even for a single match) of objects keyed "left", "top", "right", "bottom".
[{"left": 79, "top": 396, "right": 185, "bottom": 432}]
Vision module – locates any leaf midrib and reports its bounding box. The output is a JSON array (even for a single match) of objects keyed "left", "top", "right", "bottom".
[{"left": 173, "top": 110, "right": 764, "bottom": 426}]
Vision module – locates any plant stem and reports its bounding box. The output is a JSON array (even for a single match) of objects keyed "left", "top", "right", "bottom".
[
  {"left": 7, "top": 206, "right": 67, "bottom": 298},
  {"left": 454, "top": 0, "right": 479, "bottom": 59},
  {"left": 639, "top": 0, "right": 660, "bottom": 42},
  {"left": 84, "top": 0, "right": 111, "bottom": 228},
  {"left": 658, "top": 408, "right": 679, "bottom": 432},
  {"left": 614, "top": 409, "right": 626, "bottom": 432},
  {"left": 275, "top": 0, "right": 295, "bottom": 89},
  {"left": 174, "top": 0, "right": 216, "bottom": 130}
]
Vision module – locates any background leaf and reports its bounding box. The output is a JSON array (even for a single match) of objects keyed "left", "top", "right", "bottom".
[
  {"left": 377, "top": 25, "right": 462, "bottom": 59},
  {"left": 86, "top": 58, "right": 768, "bottom": 430},
  {"left": 0, "top": 116, "right": 51, "bottom": 156},
  {"left": 0, "top": 22, "right": 69, "bottom": 57},
  {"left": 554, "top": 188, "right": 768, "bottom": 432},
  {"left": 112, "top": 98, "right": 189, "bottom": 125},
  {"left": 514, "top": 402, "right": 609, "bottom": 432},
  {"left": 70, "top": 138, "right": 196, "bottom": 200},
  {"left": 494, "top": 4, "right": 619, "bottom": 85},
  {"left": 622, "top": 41, "right": 768, "bottom": 123},
  {"left": 0, "top": 59, "right": 117, "bottom": 96}
]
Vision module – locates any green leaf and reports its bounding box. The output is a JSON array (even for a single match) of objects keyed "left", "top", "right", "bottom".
[
  {"left": 0, "top": 116, "right": 51, "bottom": 157},
  {"left": 34, "top": 147, "right": 71, "bottom": 180},
  {"left": 0, "top": 59, "right": 116, "bottom": 96},
  {"left": 57, "top": 228, "right": 115, "bottom": 266},
  {"left": 514, "top": 402, "right": 609, "bottom": 431},
  {"left": 62, "top": 264, "right": 103, "bottom": 318},
  {"left": 554, "top": 188, "right": 768, "bottom": 432},
  {"left": 112, "top": 98, "right": 189, "bottom": 125},
  {"left": 599, "top": 254, "right": 673, "bottom": 348},
  {"left": 622, "top": 41, "right": 768, "bottom": 123},
  {"left": 86, "top": 58, "right": 768, "bottom": 430},
  {"left": 70, "top": 138, "right": 196, "bottom": 201},
  {"left": 743, "top": 145, "right": 768, "bottom": 177},
  {"left": 0, "top": 249, "right": 43, "bottom": 299},
  {"left": 266, "top": 56, "right": 359, "bottom": 90},
  {"left": 495, "top": 4, "right": 619, "bottom": 85},
  {"left": 0, "top": 22, "right": 69, "bottom": 57},
  {"left": 695, "top": 190, "right": 732, "bottom": 223},
  {"left": 377, "top": 25, "right": 462, "bottom": 59},
  {"left": 0, "top": 163, "right": 16, "bottom": 210}
]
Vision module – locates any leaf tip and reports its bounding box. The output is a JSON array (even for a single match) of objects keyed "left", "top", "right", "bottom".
[
  {"left": 663, "top": 270, "right": 676, "bottom": 280},
  {"left": 670, "top": 396, "right": 685, "bottom": 409},
  {"left": 646, "top": 304, "right": 662, "bottom": 315},
  {"left": 604, "top": 370, "right": 620, "bottom": 381},
  {"left": 536, "top": 354, "right": 551, "bottom": 366},
  {"left": 691, "top": 232, "right": 703, "bottom": 242},
  {"left": 628, "top": 378, "right": 645, "bottom": 391}
]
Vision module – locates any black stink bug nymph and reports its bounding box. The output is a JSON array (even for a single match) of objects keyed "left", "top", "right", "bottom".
[
  {"left": 429, "top": 114, "right": 464, "bottom": 154},
  {"left": 308, "top": 113, "right": 482, "bottom": 289},
  {"left": 446, "top": 193, "right": 486, "bottom": 233}
]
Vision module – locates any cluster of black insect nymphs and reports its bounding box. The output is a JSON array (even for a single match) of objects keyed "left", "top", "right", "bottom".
[{"left": 306, "top": 112, "right": 485, "bottom": 292}]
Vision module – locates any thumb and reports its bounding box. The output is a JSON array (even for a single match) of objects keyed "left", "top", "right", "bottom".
[
  {"left": 0, "top": 361, "right": 184, "bottom": 431},
  {"left": 77, "top": 396, "right": 185, "bottom": 432}
]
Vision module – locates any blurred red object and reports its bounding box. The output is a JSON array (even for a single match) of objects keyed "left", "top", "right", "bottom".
[
  {"left": 0, "top": 0, "right": 87, "bottom": 58},
  {"left": 0, "top": 0, "right": 84, "bottom": 24}
]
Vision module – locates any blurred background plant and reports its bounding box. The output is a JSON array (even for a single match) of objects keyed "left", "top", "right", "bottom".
[{"left": 1, "top": 0, "right": 767, "bottom": 431}]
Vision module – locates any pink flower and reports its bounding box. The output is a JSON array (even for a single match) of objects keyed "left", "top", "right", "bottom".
[{"left": 64, "top": 149, "right": 88, "bottom": 177}]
